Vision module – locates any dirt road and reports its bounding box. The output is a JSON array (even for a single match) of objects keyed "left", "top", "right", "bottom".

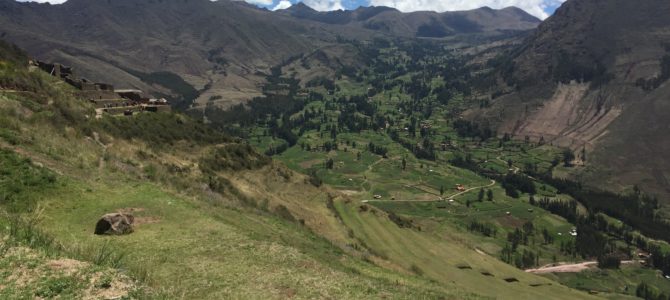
[{"left": 525, "top": 260, "right": 639, "bottom": 274}]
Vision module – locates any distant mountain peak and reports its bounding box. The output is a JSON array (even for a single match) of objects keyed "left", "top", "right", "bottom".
[{"left": 284, "top": 2, "right": 316, "bottom": 13}]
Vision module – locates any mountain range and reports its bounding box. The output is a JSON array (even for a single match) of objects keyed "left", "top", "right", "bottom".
[{"left": 0, "top": 0, "right": 539, "bottom": 108}]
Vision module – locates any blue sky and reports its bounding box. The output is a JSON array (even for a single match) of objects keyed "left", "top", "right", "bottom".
[{"left": 17, "top": 0, "right": 566, "bottom": 20}]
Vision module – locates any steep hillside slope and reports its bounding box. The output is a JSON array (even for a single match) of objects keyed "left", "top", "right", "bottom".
[{"left": 481, "top": 0, "right": 670, "bottom": 199}]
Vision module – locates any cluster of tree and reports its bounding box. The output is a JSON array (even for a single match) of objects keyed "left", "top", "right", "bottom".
[
  {"left": 597, "top": 254, "right": 621, "bottom": 269},
  {"left": 500, "top": 173, "right": 536, "bottom": 198},
  {"left": 468, "top": 220, "right": 497, "bottom": 237},
  {"left": 552, "top": 52, "right": 611, "bottom": 86},
  {"left": 305, "top": 76, "right": 335, "bottom": 91},
  {"left": 507, "top": 222, "right": 535, "bottom": 251},
  {"left": 531, "top": 197, "right": 578, "bottom": 223},
  {"left": 205, "top": 93, "right": 306, "bottom": 128},
  {"left": 264, "top": 142, "right": 289, "bottom": 156},
  {"left": 367, "top": 142, "right": 388, "bottom": 157},
  {"left": 449, "top": 153, "right": 480, "bottom": 171},
  {"left": 647, "top": 243, "right": 670, "bottom": 277},
  {"left": 500, "top": 245, "right": 538, "bottom": 269},
  {"left": 388, "top": 212, "right": 415, "bottom": 229},
  {"left": 540, "top": 176, "right": 670, "bottom": 243},
  {"left": 453, "top": 119, "right": 494, "bottom": 141},
  {"left": 389, "top": 131, "right": 436, "bottom": 161},
  {"left": 268, "top": 116, "right": 299, "bottom": 147},
  {"left": 636, "top": 54, "right": 670, "bottom": 91}
]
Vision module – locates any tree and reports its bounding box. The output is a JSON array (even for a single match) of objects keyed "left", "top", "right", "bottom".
[
  {"left": 478, "top": 189, "right": 485, "bottom": 202},
  {"left": 325, "top": 158, "right": 334, "bottom": 169},
  {"left": 487, "top": 189, "right": 493, "bottom": 201},
  {"left": 562, "top": 149, "right": 575, "bottom": 167},
  {"left": 542, "top": 228, "right": 553, "bottom": 244},
  {"left": 507, "top": 159, "right": 513, "bottom": 168},
  {"left": 597, "top": 255, "right": 621, "bottom": 269},
  {"left": 402, "top": 157, "right": 407, "bottom": 170},
  {"left": 440, "top": 185, "right": 445, "bottom": 196}
]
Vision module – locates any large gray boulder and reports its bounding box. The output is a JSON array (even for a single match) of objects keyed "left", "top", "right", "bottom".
[{"left": 94, "top": 213, "right": 134, "bottom": 235}]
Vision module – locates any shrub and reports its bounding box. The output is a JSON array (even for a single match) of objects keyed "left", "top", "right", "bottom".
[
  {"left": 98, "top": 113, "right": 230, "bottom": 146},
  {"left": 274, "top": 205, "right": 296, "bottom": 223},
  {"left": 199, "top": 144, "right": 271, "bottom": 173}
]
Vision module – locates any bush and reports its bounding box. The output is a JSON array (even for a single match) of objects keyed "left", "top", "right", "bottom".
[
  {"left": 98, "top": 113, "right": 230, "bottom": 146},
  {"left": 199, "top": 144, "right": 271, "bottom": 173},
  {"left": 388, "top": 212, "right": 414, "bottom": 228},
  {"left": 274, "top": 205, "right": 296, "bottom": 223}
]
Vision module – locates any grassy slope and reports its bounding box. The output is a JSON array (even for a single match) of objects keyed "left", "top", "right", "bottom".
[{"left": 37, "top": 179, "right": 471, "bottom": 299}]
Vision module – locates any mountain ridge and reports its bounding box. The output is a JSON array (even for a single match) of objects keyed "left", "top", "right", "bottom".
[
  {"left": 480, "top": 0, "right": 670, "bottom": 200},
  {"left": 279, "top": 3, "right": 540, "bottom": 37}
]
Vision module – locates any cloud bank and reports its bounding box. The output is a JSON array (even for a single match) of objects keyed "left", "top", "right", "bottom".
[
  {"left": 368, "top": 0, "right": 565, "bottom": 19},
  {"left": 14, "top": 0, "right": 567, "bottom": 20},
  {"left": 268, "top": 0, "right": 566, "bottom": 19}
]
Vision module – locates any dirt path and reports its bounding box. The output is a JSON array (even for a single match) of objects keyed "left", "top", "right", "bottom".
[
  {"left": 446, "top": 179, "right": 496, "bottom": 200},
  {"left": 95, "top": 108, "right": 105, "bottom": 119},
  {"left": 362, "top": 179, "right": 496, "bottom": 203},
  {"left": 525, "top": 260, "right": 639, "bottom": 274},
  {"left": 496, "top": 155, "right": 520, "bottom": 174},
  {"left": 360, "top": 156, "right": 393, "bottom": 187},
  {"left": 92, "top": 132, "right": 111, "bottom": 171}
]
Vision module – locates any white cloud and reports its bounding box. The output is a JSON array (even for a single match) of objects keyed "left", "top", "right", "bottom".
[
  {"left": 302, "top": 0, "right": 344, "bottom": 11},
  {"left": 16, "top": 0, "right": 67, "bottom": 3},
  {"left": 367, "top": 0, "right": 566, "bottom": 19},
  {"left": 243, "top": 0, "right": 274, "bottom": 5},
  {"left": 272, "top": 0, "right": 293, "bottom": 10}
]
